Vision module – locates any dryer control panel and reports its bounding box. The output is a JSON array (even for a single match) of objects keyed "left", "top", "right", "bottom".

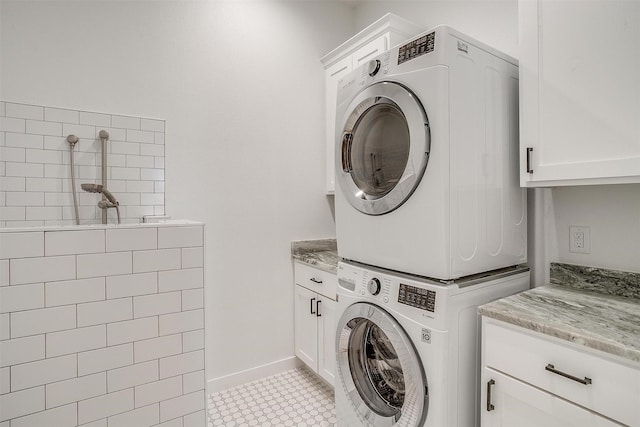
[{"left": 398, "top": 31, "right": 436, "bottom": 65}]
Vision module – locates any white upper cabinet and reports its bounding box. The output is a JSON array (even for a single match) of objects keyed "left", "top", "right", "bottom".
[
  {"left": 321, "top": 14, "right": 423, "bottom": 194},
  {"left": 519, "top": 0, "right": 640, "bottom": 186}
]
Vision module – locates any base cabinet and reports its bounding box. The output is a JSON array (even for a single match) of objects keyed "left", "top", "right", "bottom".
[
  {"left": 482, "top": 368, "right": 621, "bottom": 427},
  {"left": 317, "top": 294, "right": 337, "bottom": 383},
  {"left": 294, "top": 262, "right": 337, "bottom": 385},
  {"left": 294, "top": 285, "right": 320, "bottom": 370},
  {"left": 481, "top": 317, "right": 640, "bottom": 427}
]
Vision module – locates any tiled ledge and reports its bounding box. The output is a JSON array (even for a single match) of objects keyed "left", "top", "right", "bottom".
[{"left": 0, "top": 219, "right": 203, "bottom": 233}]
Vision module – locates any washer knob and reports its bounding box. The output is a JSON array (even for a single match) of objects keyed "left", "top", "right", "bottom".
[
  {"left": 367, "top": 59, "right": 381, "bottom": 76},
  {"left": 367, "top": 278, "right": 381, "bottom": 295}
]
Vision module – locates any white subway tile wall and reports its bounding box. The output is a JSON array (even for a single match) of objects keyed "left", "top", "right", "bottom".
[
  {"left": 0, "top": 224, "right": 206, "bottom": 427},
  {"left": 0, "top": 101, "right": 165, "bottom": 227}
]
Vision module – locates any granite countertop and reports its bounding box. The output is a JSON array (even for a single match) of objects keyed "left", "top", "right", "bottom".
[
  {"left": 291, "top": 239, "right": 339, "bottom": 274},
  {"left": 480, "top": 263, "right": 640, "bottom": 364}
]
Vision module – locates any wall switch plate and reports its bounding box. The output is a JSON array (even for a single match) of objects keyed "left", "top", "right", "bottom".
[{"left": 569, "top": 226, "right": 591, "bottom": 254}]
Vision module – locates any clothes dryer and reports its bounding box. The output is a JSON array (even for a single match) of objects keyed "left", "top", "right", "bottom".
[
  {"left": 335, "top": 25, "right": 526, "bottom": 280},
  {"left": 334, "top": 260, "right": 530, "bottom": 427}
]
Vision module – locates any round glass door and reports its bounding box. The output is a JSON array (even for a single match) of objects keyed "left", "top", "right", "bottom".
[
  {"left": 337, "top": 82, "right": 430, "bottom": 215},
  {"left": 350, "top": 100, "right": 410, "bottom": 198},
  {"left": 336, "top": 303, "right": 428, "bottom": 426}
]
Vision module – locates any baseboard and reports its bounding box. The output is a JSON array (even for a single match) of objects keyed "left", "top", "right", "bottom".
[{"left": 207, "top": 356, "right": 303, "bottom": 394}]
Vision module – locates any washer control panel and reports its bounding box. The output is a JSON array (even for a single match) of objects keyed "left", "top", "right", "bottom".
[
  {"left": 337, "top": 261, "right": 440, "bottom": 316},
  {"left": 398, "top": 283, "right": 436, "bottom": 312}
]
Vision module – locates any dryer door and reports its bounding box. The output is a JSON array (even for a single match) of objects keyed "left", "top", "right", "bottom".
[
  {"left": 336, "top": 302, "right": 428, "bottom": 426},
  {"left": 336, "top": 81, "right": 430, "bottom": 215}
]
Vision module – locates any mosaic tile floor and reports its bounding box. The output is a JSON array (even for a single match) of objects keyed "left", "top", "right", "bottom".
[{"left": 207, "top": 367, "right": 336, "bottom": 426}]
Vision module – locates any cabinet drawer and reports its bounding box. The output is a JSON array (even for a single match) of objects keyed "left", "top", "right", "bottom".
[
  {"left": 483, "top": 319, "right": 640, "bottom": 426},
  {"left": 294, "top": 262, "right": 337, "bottom": 300}
]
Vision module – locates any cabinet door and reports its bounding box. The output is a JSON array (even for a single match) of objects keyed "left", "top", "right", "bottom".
[
  {"left": 294, "top": 285, "right": 318, "bottom": 371},
  {"left": 482, "top": 368, "right": 623, "bottom": 427},
  {"left": 519, "top": 0, "right": 640, "bottom": 186},
  {"left": 316, "top": 297, "right": 337, "bottom": 385},
  {"left": 352, "top": 35, "right": 388, "bottom": 68}
]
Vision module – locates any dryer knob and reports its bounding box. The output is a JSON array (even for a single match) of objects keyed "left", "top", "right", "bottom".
[
  {"left": 367, "top": 59, "right": 381, "bottom": 77},
  {"left": 367, "top": 278, "right": 381, "bottom": 295}
]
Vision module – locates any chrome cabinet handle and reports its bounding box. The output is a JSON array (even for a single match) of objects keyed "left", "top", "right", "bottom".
[
  {"left": 526, "top": 147, "right": 534, "bottom": 173},
  {"left": 310, "top": 278, "right": 323, "bottom": 284},
  {"left": 310, "top": 298, "right": 316, "bottom": 315},
  {"left": 486, "top": 379, "right": 495, "bottom": 412},
  {"left": 545, "top": 364, "right": 592, "bottom": 385},
  {"left": 316, "top": 300, "right": 322, "bottom": 317}
]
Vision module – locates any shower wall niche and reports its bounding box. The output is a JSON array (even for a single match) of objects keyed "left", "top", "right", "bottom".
[{"left": 0, "top": 101, "right": 165, "bottom": 227}]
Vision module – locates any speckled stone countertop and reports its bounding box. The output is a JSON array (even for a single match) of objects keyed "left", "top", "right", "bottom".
[
  {"left": 480, "top": 263, "right": 640, "bottom": 364},
  {"left": 291, "top": 239, "right": 339, "bottom": 274}
]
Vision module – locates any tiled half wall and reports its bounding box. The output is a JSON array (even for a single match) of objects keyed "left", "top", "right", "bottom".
[
  {"left": 0, "top": 223, "right": 205, "bottom": 426},
  {"left": 0, "top": 101, "right": 165, "bottom": 227}
]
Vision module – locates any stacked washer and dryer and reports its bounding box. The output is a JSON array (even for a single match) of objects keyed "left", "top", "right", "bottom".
[{"left": 333, "top": 26, "right": 529, "bottom": 427}]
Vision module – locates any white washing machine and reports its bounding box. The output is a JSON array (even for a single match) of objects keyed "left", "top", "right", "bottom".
[
  {"left": 335, "top": 260, "right": 530, "bottom": 427},
  {"left": 335, "top": 25, "right": 526, "bottom": 280}
]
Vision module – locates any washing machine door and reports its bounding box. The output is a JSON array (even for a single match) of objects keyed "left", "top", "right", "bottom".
[
  {"left": 336, "top": 302, "right": 428, "bottom": 427},
  {"left": 336, "top": 81, "right": 430, "bottom": 215}
]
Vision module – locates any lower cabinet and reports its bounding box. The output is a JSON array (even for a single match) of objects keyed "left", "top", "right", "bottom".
[
  {"left": 481, "top": 317, "right": 640, "bottom": 427},
  {"left": 482, "top": 368, "right": 620, "bottom": 427},
  {"left": 294, "top": 262, "right": 337, "bottom": 386}
]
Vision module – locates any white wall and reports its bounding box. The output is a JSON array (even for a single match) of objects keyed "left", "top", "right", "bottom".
[
  {"left": 548, "top": 185, "right": 640, "bottom": 274},
  {"left": 1, "top": 0, "right": 353, "bottom": 386}
]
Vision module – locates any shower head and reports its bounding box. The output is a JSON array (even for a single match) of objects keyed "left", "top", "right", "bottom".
[
  {"left": 98, "top": 130, "right": 109, "bottom": 141},
  {"left": 81, "top": 183, "right": 118, "bottom": 204}
]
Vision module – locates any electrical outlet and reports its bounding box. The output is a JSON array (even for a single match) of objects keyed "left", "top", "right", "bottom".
[{"left": 569, "top": 226, "right": 591, "bottom": 254}]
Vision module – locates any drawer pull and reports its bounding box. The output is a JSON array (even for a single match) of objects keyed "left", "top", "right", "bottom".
[
  {"left": 310, "top": 298, "right": 316, "bottom": 315},
  {"left": 545, "top": 364, "right": 592, "bottom": 385},
  {"left": 316, "top": 300, "right": 322, "bottom": 317},
  {"left": 486, "top": 379, "right": 495, "bottom": 412},
  {"left": 310, "top": 278, "right": 323, "bottom": 284}
]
